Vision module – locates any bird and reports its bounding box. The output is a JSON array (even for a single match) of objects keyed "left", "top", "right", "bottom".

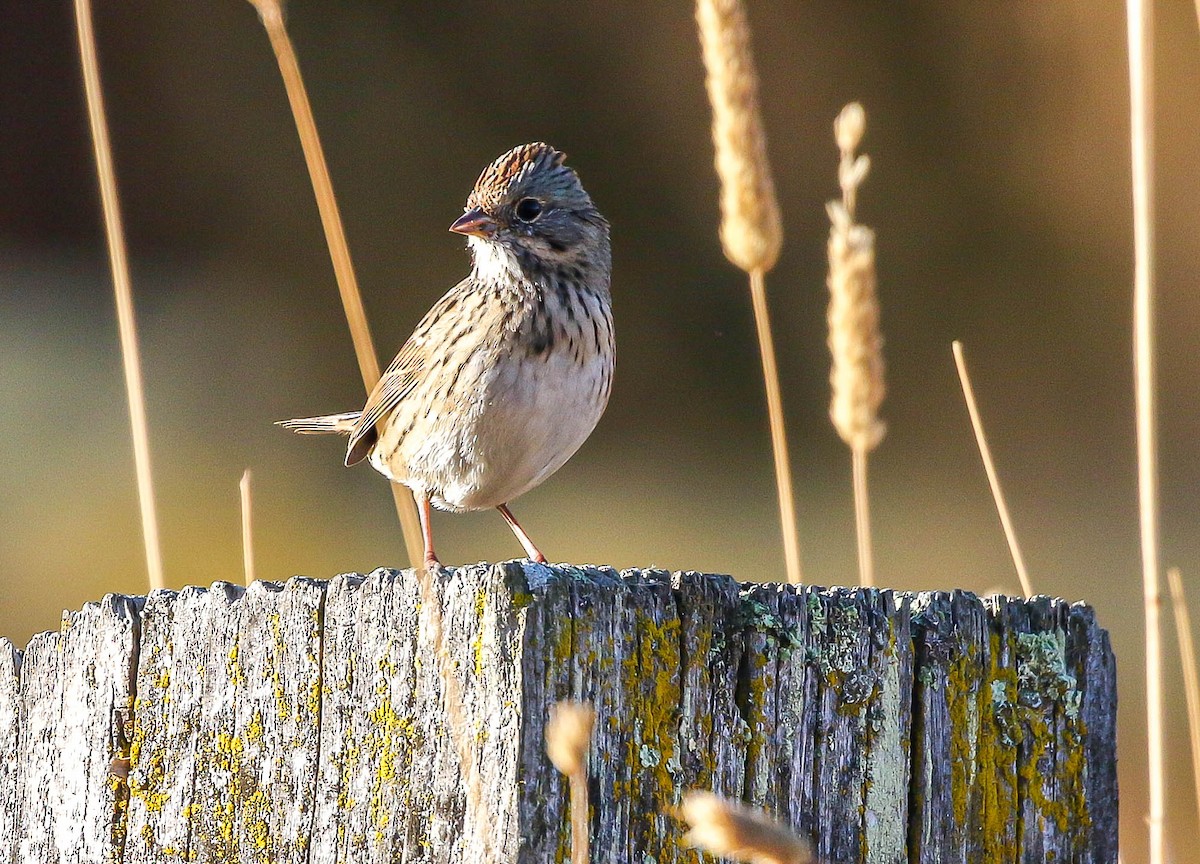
[{"left": 280, "top": 143, "right": 613, "bottom": 567}]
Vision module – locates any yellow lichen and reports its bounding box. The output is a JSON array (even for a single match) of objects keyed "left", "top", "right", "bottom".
[
  {"left": 472, "top": 586, "right": 488, "bottom": 678},
  {"left": 364, "top": 687, "right": 423, "bottom": 836}
]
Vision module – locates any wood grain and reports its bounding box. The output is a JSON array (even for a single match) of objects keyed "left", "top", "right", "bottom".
[{"left": 0, "top": 565, "right": 1117, "bottom": 863}]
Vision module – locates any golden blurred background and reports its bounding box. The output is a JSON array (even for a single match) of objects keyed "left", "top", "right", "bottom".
[{"left": 2, "top": 2, "right": 1199, "bottom": 859}]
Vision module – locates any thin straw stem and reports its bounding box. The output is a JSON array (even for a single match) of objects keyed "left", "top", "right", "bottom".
[
  {"left": 1167, "top": 567, "right": 1200, "bottom": 833},
  {"left": 249, "top": 0, "right": 423, "bottom": 567},
  {"left": 568, "top": 764, "right": 588, "bottom": 864},
  {"left": 1126, "top": 1, "right": 1164, "bottom": 860},
  {"left": 951, "top": 341, "right": 1034, "bottom": 599},
  {"left": 851, "top": 448, "right": 874, "bottom": 587},
  {"left": 73, "top": 0, "right": 165, "bottom": 591},
  {"left": 240, "top": 470, "right": 256, "bottom": 586},
  {"left": 748, "top": 268, "right": 803, "bottom": 584}
]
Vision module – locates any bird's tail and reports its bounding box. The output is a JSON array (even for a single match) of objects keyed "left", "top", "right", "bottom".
[{"left": 276, "top": 411, "right": 361, "bottom": 435}]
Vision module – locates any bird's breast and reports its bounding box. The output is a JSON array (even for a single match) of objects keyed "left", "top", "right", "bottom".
[{"left": 444, "top": 283, "right": 612, "bottom": 509}]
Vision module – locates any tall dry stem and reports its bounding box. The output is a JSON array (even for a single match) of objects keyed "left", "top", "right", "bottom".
[
  {"left": 826, "top": 103, "right": 885, "bottom": 588},
  {"left": 73, "top": 0, "right": 165, "bottom": 591},
  {"left": 1168, "top": 567, "right": 1200, "bottom": 833},
  {"left": 246, "top": 0, "right": 423, "bottom": 567},
  {"left": 951, "top": 342, "right": 1034, "bottom": 598},
  {"left": 696, "top": 0, "right": 802, "bottom": 584},
  {"left": 748, "top": 270, "right": 803, "bottom": 584},
  {"left": 1126, "top": 0, "right": 1163, "bottom": 861},
  {"left": 245, "top": 4, "right": 490, "bottom": 853},
  {"left": 239, "top": 469, "right": 256, "bottom": 586}
]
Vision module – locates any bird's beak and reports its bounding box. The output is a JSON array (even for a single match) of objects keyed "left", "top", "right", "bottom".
[{"left": 449, "top": 208, "right": 497, "bottom": 238}]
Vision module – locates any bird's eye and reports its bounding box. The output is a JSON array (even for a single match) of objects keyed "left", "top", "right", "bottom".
[{"left": 514, "top": 197, "right": 543, "bottom": 222}]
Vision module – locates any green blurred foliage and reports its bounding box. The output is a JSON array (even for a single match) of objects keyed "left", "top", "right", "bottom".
[{"left": 2, "top": 2, "right": 1199, "bottom": 859}]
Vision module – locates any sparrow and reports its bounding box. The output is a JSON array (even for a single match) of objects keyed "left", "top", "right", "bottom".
[{"left": 281, "top": 143, "right": 613, "bottom": 566}]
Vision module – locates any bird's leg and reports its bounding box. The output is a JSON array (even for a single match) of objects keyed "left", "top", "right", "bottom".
[
  {"left": 416, "top": 493, "right": 440, "bottom": 567},
  {"left": 497, "top": 503, "right": 547, "bottom": 564}
]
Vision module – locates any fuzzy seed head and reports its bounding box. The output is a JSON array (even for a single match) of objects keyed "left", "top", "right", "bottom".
[
  {"left": 545, "top": 701, "right": 594, "bottom": 776},
  {"left": 835, "top": 102, "right": 866, "bottom": 154},
  {"left": 696, "top": 0, "right": 783, "bottom": 274},
  {"left": 679, "top": 792, "right": 811, "bottom": 864},
  {"left": 827, "top": 104, "right": 886, "bottom": 452}
]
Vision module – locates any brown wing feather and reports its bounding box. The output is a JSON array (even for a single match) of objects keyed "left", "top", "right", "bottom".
[{"left": 344, "top": 280, "right": 471, "bottom": 466}]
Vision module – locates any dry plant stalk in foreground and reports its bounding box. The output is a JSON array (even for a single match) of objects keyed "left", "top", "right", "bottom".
[
  {"left": 239, "top": 469, "right": 255, "bottom": 586},
  {"left": 1167, "top": 567, "right": 1200, "bottom": 832},
  {"left": 546, "top": 702, "right": 595, "bottom": 864},
  {"left": 696, "top": 0, "right": 803, "bottom": 585},
  {"left": 826, "top": 103, "right": 885, "bottom": 588},
  {"left": 245, "top": 2, "right": 493, "bottom": 854},
  {"left": 245, "top": 0, "right": 424, "bottom": 567},
  {"left": 951, "top": 342, "right": 1034, "bottom": 598},
  {"left": 679, "top": 791, "right": 811, "bottom": 864},
  {"left": 1125, "top": 0, "right": 1164, "bottom": 860},
  {"left": 73, "top": 0, "right": 165, "bottom": 591}
]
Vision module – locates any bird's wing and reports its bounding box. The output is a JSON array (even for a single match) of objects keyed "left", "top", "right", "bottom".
[{"left": 345, "top": 279, "right": 470, "bottom": 466}]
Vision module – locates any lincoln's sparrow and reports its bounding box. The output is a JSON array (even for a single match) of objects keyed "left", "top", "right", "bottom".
[{"left": 281, "top": 143, "right": 613, "bottom": 566}]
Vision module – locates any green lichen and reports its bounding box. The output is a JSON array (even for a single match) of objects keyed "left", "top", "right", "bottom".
[
  {"left": 736, "top": 592, "right": 802, "bottom": 650},
  {"left": 1013, "top": 627, "right": 1091, "bottom": 843},
  {"left": 1017, "top": 631, "right": 1080, "bottom": 717},
  {"left": 807, "top": 591, "right": 826, "bottom": 636}
]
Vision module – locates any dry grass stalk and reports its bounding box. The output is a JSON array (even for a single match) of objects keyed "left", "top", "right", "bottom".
[
  {"left": 748, "top": 270, "right": 804, "bottom": 585},
  {"left": 1125, "top": 1, "right": 1164, "bottom": 861},
  {"left": 850, "top": 447, "right": 874, "bottom": 586},
  {"left": 826, "top": 102, "right": 884, "bottom": 588},
  {"left": 245, "top": 0, "right": 423, "bottom": 568},
  {"left": 546, "top": 702, "right": 595, "bottom": 864},
  {"left": 239, "top": 469, "right": 256, "bottom": 586},
  {"left": 679, "top": 791, "right": 811, "bottom": 864},
  {"left": 245, "top": 3, "right": 490, "bottom": 853},
  {"left": 951, "top": 341, "right": 1034, "bottom": 599},
  {"left": 73, "top": 0, "right": 165, "bottom": 591},
  {"left": 1167, "top": 567, "right": 1200, "bottom": 833},
  {"left": 696, "top": 0, "right": 803, "bottom": 585},
  {"left": 695, "top": 0, "right": 782, "bottom": 273}
]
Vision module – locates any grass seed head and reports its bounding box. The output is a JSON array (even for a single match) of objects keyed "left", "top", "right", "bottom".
[
  {"left": 680, "top": 791, "right": 811, "bottom": 864},
  {"left": 546, "top": 701, "right": 595, "bottom": 776},
  {"left": 696, "top": 0, "right": 783, "bottom": 274},
  {"left": 827, "top": 103, "right": 886, "bottom": 452}
]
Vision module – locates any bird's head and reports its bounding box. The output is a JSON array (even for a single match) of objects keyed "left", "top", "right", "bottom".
[{"left": 450, "top": 143, "right": 609, "bottom": 284}]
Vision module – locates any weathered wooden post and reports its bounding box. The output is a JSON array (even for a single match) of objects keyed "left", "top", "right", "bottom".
[{"left": 0, "top": 563, "right": 1116, "bottom": 863}]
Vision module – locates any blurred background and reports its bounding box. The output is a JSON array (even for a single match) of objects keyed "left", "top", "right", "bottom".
[{"left": 2, "top": 1, "right": 1198, "bottom": 858}]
